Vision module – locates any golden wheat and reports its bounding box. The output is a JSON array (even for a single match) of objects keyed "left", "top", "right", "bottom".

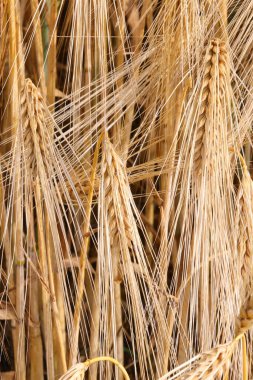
[{"left": 1, "top": 1, "right": 253, "bottom": 379}]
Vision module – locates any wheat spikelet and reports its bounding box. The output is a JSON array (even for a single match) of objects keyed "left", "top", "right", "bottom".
[
  {"left": 158, "top": 337, "right": 242, "bottom": 380},
  {"left": 234, "top": 156, "right": 253, "bottom": 336},
  {"left": 20, "top": 78, "right": 52, "bottom": 178},
  {"left": 194, "top": 38, "right": 228, "bottom": 175},
  {"left": 175, "top": 343, "right": 234, "bottom": 380},
  {"left": 236, "top": 167, "right": 253, "bottom": 292},
  {"left": 103, "top": 139, "right": 133, "bottom": 249},
  {"left": 181, "top": 347, "right": 231, "bottom": 379}
]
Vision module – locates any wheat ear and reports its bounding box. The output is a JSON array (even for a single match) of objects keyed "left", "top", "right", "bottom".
[
  {"left": 89, "top": 136, "right": 165, "bottom": 379},
  {"left": 20, "top": 79, "right": 55, "bottom": 378},
  {"left": 234, "top": 154, "right": 253, "bottom": 335},
  {"left": 159, "top": 334, "right": 247, "bottom": 380},
  {"left": 21, "top": 78, "right": 68, "bottom": 376},
  {"left": 180, "top": 344, "right": 233, "bottom": 380},
  {"left": 20, "top": 79, "right": 52, "bottom": 178},
  {"left": 194, "top": 38, "right": 228, "bottom": 175}
]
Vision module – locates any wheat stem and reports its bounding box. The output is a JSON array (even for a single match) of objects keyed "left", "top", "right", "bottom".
[
  {"left": 69, "top": 133, "right": 103, "bottom": 366},
  {"left": 35, "top": 178, "right": 55, "bottom": 380},
  {"left": 47, "top": 0, "right": 57, "bottom": 105},
  {"left": 28, "top": 218, "right": 44, "bottom": 380},
  {"left": 85, "top": 356, "right": 130, "bottom": 380},
  {"left": 30, "top": 0, "right": 47, "bottom": 97}
]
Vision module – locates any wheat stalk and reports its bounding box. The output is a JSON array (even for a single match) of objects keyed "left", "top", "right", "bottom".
[
  {"left": 60, "top": 356, "right": 130, "bottom": 380},
  {"left": 20, "top": 78, "right": 55, "bottom": 378},
  {"left": 20, "top": 78, "right": 68, "bottom": 377},
  {"left": 5, "top": 3, "right": 27, "bottom": 379},
  {"left": 0, "top": 0, "right": 7, "bottom": 83},
  {"left": 68, "top": 132, "right": 102, "bottom": 367}
]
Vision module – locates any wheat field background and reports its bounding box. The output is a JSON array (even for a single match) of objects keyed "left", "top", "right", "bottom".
[{"left": 0, "top": 0, "right": 253, "bottom": 379}]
